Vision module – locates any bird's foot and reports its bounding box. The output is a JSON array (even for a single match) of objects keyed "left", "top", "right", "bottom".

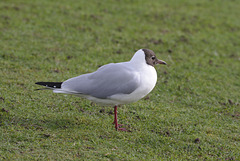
[
  {"left": 117, "top": 127, "right": 131, "bottom": 132},
  {"left": 112, "top": 122, "right": 124, "bottom": 127},
  {"left": 115, "top": 124, "right": 131, "bottom": 132}
]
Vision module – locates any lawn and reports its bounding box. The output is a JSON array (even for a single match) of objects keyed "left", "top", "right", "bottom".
[{"left": 0, "top": 0, "right": 239, "bottom": 160}]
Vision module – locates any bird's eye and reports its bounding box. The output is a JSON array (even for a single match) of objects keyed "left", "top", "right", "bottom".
[{"left": 151, "top": 56, "right": 156, "bottom": 60}]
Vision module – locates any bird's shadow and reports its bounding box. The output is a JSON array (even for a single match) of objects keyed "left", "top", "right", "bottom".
[{"left": 1, "top": 112, "right": 86, "bottom": 130}]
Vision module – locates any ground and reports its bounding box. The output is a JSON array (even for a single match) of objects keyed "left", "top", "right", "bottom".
[{"left": 0, "top": 0, "right": 239, "bottom": 160}]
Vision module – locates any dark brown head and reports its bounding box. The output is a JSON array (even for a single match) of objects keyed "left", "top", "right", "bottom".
[{"left": 142, "top": 49, "right": 167, "bottom": 66}]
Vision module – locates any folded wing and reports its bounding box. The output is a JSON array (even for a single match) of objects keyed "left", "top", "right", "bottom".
[{"left": 59, "top": 63, "right": 141, "bottom": 99}]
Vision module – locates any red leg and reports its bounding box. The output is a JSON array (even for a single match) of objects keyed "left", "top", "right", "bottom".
[
  {"left": 114, "top": 105, "right": 118, "bottom": 130},
  {"left": 113, "top": 105, "right": 128, "bottom": 131}
]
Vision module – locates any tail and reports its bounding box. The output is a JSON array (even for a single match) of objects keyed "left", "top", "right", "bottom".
[
  {"left": 35, "top": 82, "right": 63, "bottom": 90},
  {"left": 35, "top": 82, "right": 85, "bottom": 96}
]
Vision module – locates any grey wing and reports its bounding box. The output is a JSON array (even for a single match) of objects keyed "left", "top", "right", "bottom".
[{"left": 61, "top": 63, "right": 140, "bottom": 98}]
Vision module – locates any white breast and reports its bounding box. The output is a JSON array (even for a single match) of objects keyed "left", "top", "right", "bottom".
[{"left": 108, "top": 64, "right": 157, "bottom": 105}]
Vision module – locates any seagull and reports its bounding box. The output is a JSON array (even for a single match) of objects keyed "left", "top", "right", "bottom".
[{"left": 35, "top": 49, "right": 166, "bottom": 131}]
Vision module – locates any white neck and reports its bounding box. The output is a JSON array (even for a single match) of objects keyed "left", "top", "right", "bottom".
[{"left": 130, "top": 49, "right": 146, "bottom": 66}]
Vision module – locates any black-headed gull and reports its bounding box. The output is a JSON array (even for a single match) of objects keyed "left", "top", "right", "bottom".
[{"left": 36, "top": 49, "right": 166, "bottom": 131}]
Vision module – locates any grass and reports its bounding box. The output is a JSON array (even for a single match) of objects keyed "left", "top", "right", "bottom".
[{"left": 0, "top": 0, "right": 239, "bottom": 160}]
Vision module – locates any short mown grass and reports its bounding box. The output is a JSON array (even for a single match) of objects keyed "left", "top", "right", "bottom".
[{"left": 0, "top": 0, "right": 239, "bottom": 160}]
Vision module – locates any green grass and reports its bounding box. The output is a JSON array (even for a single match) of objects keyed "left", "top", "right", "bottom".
[{"left": 0, "top": 0, "right": 239, "bottom": 160}]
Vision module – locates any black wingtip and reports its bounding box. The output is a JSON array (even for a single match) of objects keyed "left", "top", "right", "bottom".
[{"left": 35, "top": 82, "right": 62, "bottom": 88}]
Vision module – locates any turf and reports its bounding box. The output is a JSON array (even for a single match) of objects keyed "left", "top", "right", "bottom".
[{"left": 0, "top": 0, "right": 239, "bottom": 160}]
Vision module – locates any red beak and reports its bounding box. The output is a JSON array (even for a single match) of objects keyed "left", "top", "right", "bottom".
[{"left": 157, "top": 59, "right": 167, "bottom": 65}]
